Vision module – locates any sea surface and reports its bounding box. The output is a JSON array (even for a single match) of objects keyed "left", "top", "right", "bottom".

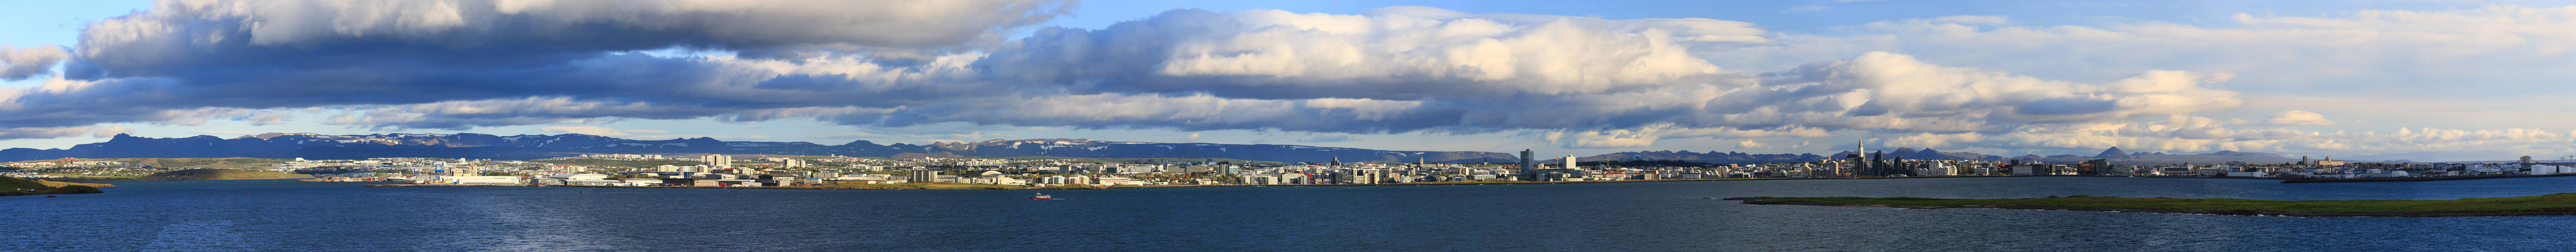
[{"left": 7, "top": 176, "right": 2576, "bottom": 251}]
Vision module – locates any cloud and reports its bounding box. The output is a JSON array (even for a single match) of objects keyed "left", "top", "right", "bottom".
[
  {"left": 23, "top": 3, "right": 2547, "bottom": 159},
  {"left": 0, "top": 45, "right": 69, "bottom": 80},
  {"left": 2255, "top": 110, "right": 2337, "bottom": 126},
  {"left": 630, "top": 135, "right": 768, "bottom": 141},
  {"left": 1736, "top": 139, "right": 1769, "bottom": 149},
  {"left": 1181, "top": 132, "right": 1203, "bottom": 142},
  {"left": 1709, "top": 5, "right": 2576, "bottom": 96},
  {"left": 0, "top": 4, "right": 2256, "bottom": 149},
  {"left": 538, "top": 125, "right": 632, "bottom": 137},
  {"left": 190, "top": 130, "right": 257, "bottom": 135},
  {"left": 90, "top": 125, "right": 134, "bottom": 138},
  {"left": 1296, "top": 135, "right": 1362, "bottom": 143},
  {"left": 537, "top": 125, "right": 671, "bottom": 137}
]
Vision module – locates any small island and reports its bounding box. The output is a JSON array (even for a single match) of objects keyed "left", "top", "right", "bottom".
[{"left": 1724, "top": 194, "right": 2576, "bottom": 217}]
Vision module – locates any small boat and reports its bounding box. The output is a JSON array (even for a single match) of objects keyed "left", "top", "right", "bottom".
[{"left": 1029, "top": 193, "right": 1056, "bottom": 200}]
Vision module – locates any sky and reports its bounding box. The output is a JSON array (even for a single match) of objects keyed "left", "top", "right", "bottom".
[{"left": 1, "top": 0, "right": 2573, "bottom": 162}]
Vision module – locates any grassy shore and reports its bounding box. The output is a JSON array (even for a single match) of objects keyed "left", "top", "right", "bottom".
[
  {"left": 1727, "top": 193, "right": 2576, "bottom": 217},
  {"left": 53, "top": 168, "right": 311, "bottom": 182},
  {"left": 2, "top": 176, "right": 110, "bottom": 196}
]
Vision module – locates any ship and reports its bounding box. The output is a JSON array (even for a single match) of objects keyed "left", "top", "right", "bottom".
[{"left": 1030, "top": 193, "right": 1056, "bottom": 200}]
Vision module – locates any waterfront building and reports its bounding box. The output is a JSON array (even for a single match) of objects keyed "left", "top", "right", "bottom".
[
  {"left": 908, "top": 168, "right": 938, "bottom": 183},
  {"left": 1562, "top": 155, "right": 1579, "bottom": 170},
  {"left": 1518, "top": 149, "right": 1538, "bottom": 181},
  {"left": 2315, "top": 157, "right": 2346, "bottom": 166}
]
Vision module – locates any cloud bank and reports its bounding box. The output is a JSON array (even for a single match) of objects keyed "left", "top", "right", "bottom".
[{"left": 1, "top": 1, "right": 2571, "bottom": 160}]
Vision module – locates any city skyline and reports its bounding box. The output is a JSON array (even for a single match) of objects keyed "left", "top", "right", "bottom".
[{"left": 4, "top": 1, "right": 2576, "bottom": 162}]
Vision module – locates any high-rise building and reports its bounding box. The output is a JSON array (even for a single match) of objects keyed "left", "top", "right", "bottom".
[
  {"left": 701, "top": 155, "right": 733, "bottom": 168},
  {"left": 1562, "top": 155, "right": 1579, "bottom": 170},
  {"left": 1330, "top": 157, "right": 1342, "bottom": 167}
]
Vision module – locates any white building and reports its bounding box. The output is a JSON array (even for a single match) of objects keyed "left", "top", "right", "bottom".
[{"left": 701, "top": 155, "right": 733, "bottom": 168}]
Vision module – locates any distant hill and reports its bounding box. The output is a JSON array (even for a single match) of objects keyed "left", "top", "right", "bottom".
[{"left": 82, "top": 157, "right": 294, "bottom": 169}]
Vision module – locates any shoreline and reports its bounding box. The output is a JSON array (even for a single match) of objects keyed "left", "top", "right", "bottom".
[
  {"left": 1123, "top": 174, "right": 2263, "bottom": 188},
  {"left": 53, "top": 177, "right": 314, "bottom": 183},
  {"left": 346, "top": 172, "right": 2576, "bottom": 190},
  {"left": 2280, "top": 173, "right": 2576, "bottom": 183},
  {"left": 1721, "top": 197, "right": 2576, "bottom": 217}
]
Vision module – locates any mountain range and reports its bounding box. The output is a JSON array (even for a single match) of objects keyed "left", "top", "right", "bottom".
[{"left": 0, "top": 133, "right": 2336, "bottom": 165}]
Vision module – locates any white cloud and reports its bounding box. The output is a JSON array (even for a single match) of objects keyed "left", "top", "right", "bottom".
[
  {"left": 537, "top": 125, "right": 673, "bottom": 137},
  {"left": 539, "top": 125, "right": 633, "bottom": 137},
  {"left": 1710, "top": 5, "right": 2576, "bottom": 94},
  {"left": 190, "top": 130, "right": 257, "bottom": 135},
  {"left": 7, "top": 3, "right": 2565, "bottom": 161},
  {"left": 1736, "top": 139, "right": 1769, "bottom": 149},
  {"left": 0, "top": 45, "right": 68, "bottom": 80},
  {"left": 2255, "top": 110, "right": 2337, "bottom": 126},
  {"left": 90, "top": 125, "right": 134, "bottom": 138},
  {"left": 1297, "top": 135, "right": 1362, "bottom": 143},
  {"left": 630, "top": 134, "right": 769, "bottom": 141}
]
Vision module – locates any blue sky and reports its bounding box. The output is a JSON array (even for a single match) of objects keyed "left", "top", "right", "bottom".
[{"left": 2, "top": 0, "right": 2573, "bottom": 162}]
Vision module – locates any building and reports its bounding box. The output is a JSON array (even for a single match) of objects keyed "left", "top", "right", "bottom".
[
  {"left": 907, "top": 168, "right": 938, "bottom": 183},
  {"left": 783, "top": 158, "right": 807, "bottom": 168},
  {"left": 1518, "top": 149, "right": 1538, "bottom": 181},
  {"left": 2315, "top": 157, "right": 2346, "bottom": 166},
  {"left": 701, "top": 155, "right": 733, "bottom": 168},
  {"left": 1561, "top": 155, "right": 1579, "bottom": 170},
  {"left": 1345, "top": 168, "right": 1387, "bottom": 184}
]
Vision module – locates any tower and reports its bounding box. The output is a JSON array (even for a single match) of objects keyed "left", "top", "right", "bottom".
[
  {"left": 1330, "top": 157, "right": 1342, "bottom": 167},
  {"left": 1864, "top": 151, "right": 1884, "bottom": 176}
]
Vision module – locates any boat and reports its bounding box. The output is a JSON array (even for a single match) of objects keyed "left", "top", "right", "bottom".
[{"left": 1029, "top": 193, "right": 1056, "bottom": 200}]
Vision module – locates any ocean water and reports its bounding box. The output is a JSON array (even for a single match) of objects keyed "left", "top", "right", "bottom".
[{"left": 6, "top": 176, "right": 2575, "bottom": 251}]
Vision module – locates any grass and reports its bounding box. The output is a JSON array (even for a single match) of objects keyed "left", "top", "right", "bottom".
[
  {"left": 1, "top": 176, "right": 109, "bottom": 196},
  {"left": 54, "top": 168, "right": 311, "bottom": 182},
  {"left": 1738, "top": 193, "right": 2576, "bottom": 214}
]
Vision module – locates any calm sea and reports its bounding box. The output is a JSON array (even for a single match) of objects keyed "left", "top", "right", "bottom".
[{"left": 6, "top": 176, "right": 2575, "bottom": 251}]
